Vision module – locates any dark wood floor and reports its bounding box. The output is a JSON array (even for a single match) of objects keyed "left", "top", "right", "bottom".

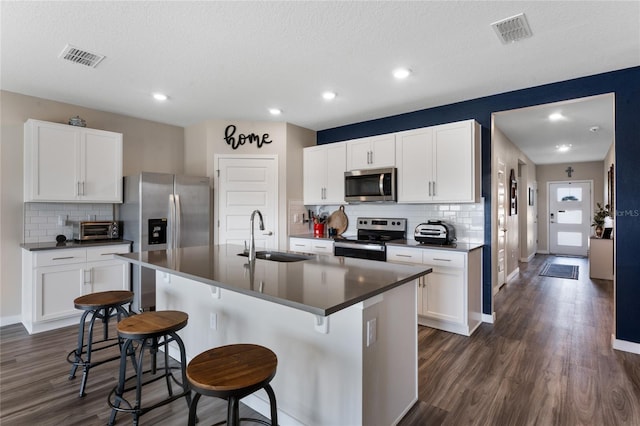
[{"left": 2, "top": 254, "right": 639, "bottom": 425}]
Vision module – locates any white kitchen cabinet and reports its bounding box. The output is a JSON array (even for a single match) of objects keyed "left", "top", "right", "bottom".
[
  {"left": 22, "top": 243, "right": 131, "bottom": 334},
  {"left": 303, "top": 142, "right": 346, "bottom": 204},
  {"left": 589, "top": 237, "right": 614, "bottom": 280},
  {"left": 346, "top": 134, "right": 395, "bottom": 171},
  {"left": 24, "top": 119, "right": 123, "bottom": 203},
  {"left": 396, "top": 119, "right": 480, "bottom": 203},
  {"left": 386, "top": 245, "right": 482, "bottom": 336},
  {"left": 289, "top": 237, "right": 334, "bottom": 254}
]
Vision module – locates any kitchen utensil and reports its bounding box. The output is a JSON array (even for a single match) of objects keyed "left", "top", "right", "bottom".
[
  {"left": 313, "top": 223, "right": 325, "bottom": 237},
  {"left": 327, "top": 205, "right": 348, "bottom": 235}
]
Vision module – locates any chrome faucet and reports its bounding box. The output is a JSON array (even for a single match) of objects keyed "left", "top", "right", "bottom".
[{"left": 248, "top": 209, "right": 265, "bottom": 262}]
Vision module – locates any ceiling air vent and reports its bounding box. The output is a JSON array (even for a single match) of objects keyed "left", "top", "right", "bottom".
[
  {"left": 491, "top": 13, "right": 532, "bottom": 44},
  {"left": 59, "top": 44, "right": 105, "bottom": 68}
]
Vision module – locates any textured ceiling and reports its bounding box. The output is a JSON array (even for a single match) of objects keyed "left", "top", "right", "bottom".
[{"left": 2, "top": 1, "right": 639, "bottom": 163}]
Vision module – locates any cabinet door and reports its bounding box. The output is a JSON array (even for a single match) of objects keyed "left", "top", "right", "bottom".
[
  {"left": 85, "top": 260, "right": 130, "bottom": 294},
  {"left": 324, "top": 143, "right": 346, "bottom": 203},
  {"left": 346, "top": 139, "right": 372, "bottom": 170},
  {"left": 35, "top": 264, "right": 84, "bottom": 321},
  {"left": 310, "top": 240, "right": 334, "bottom": 254},
  {"left": 303, "top": 146, "right": 327, "bottom": 204},
  {"left": 432, "top": 120, "right": 476, "bottom": 202},
  {"left": 396, "top": 128, "right": 433, "bottom": 203},
  {"left": 81, "top": 129, "right": 123, "bottom": 202},
  {"left": 25, "top": 120, "right": 80, "bottom": 201},
  {"left": 370, "top": 135, "right": 396, "bottom": 168},
  {"left": 423, "top": 266, "right": 464, "bottom": 324}
]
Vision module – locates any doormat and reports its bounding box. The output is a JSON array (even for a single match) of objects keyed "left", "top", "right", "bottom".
[{"left": 539, "top": 263, "right": 579, "bottom": 280}]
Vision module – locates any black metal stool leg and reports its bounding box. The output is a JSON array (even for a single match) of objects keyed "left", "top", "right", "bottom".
[
  {"left": 264, "top": 383, "right": 278, "bottom": 426},
  {"left": 228, "top": 396, "right": 240, "bottom": 426},
  {"left": 188, "top": 392, "right": 202, "bottom": 426},
  {"left": 68, "top": 309, "right": 91, "bottom": 381}
]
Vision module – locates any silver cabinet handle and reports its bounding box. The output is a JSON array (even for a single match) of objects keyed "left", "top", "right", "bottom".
[
  {"left": 379, "top": 173, "right": 385, "bottom": 197},
  {"left": 432, "top": 181, "right": 436, "bottom": 196},
  {"left": 428, "top": 181, "right": 432, "bottom": 197},
  {"left": 433, "top": 258, "right": 451, "bottom": 262},
  {"left": 52, "top": 256, "right": 75, "bottom": 260},
  {"left": 396, "top": 254, "right": 413, "bottom": 258}
]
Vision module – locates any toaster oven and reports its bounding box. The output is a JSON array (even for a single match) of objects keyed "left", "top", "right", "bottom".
[
  {"left": 73, "top": 221, "right": 120, "bottom": 241},
  {"left": 414, "top": 220, "right": 456, "bottom": 245}
]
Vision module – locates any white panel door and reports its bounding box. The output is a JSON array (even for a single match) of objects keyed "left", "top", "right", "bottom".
[
  {"left": 433, "top": 120, "right": 474, "bottom": 202},
  {"left": 217, "top": 156, "right": 277, "bottom": 249},
  {"left": 495, "top": 159, "right": 506, "bottom": 295},
  {"left": 549, "top": 181, "right": 591, "bottom": 256}
]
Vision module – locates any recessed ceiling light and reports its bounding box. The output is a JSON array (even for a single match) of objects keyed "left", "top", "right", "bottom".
[
  {"left": 269, "top": 108, "right": 282, "bottom": 115},
  {"left": 153, "top": 93, "right": 168, "bottom": 101},
  {"left": 322, "top": 91, "right": 337, "bottom": 100},
  {"left": 549, "top": 112, "right": 565, "bottom": 121},
  {"left": 393, "top": 68, "right": 411, "bottom": 79},
  {"left": 556, "top": 144, "right": 572, "bottom": 153}
]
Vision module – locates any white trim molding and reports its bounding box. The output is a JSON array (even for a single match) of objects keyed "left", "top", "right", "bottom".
[
  {"left": 612, "top": 334, "right": 640, "bottom": 355},
  {"left": 482, "top": 312, "right": 496, "bottom": 324},
  {"left": 507, "top": 267, "right": 520, "bottom": 283},
  {"left": 0, "top": 315, "right": 21, "bottom": 327}
]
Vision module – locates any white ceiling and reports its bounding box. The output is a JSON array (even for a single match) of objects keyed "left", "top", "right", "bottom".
[{"left": 2, "top": 1, "right": 639, "bottom": 163}]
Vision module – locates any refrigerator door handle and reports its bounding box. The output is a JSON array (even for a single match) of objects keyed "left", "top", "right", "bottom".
[
  {"left": 169, "top": 194, "right": 175, "bottom": 249},
  {"left": 175, "top": 194, "right": 182, "bottom": 248}
]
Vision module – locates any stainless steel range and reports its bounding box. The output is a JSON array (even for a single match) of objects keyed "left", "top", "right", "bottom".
[{"left": 333, "top": 217, "right": 407, "bottom": 261}]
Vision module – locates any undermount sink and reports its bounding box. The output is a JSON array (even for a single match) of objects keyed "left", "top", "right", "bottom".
[{"left": 238, "top": 250, "right": 313, "bottom": 262}]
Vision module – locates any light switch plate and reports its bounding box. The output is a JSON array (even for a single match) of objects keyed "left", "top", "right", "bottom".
[{"left": 367, "top": 318, "right": 377, "bottom": 346}]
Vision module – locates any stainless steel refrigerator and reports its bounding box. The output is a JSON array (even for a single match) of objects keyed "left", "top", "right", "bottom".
[{"left": 119, "top": 172, "right": 211, "bottom": 312}]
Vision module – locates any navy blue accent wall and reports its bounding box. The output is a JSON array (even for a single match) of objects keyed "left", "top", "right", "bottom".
[{"left": 317, "top": 66, "right": 640, "bottom": 344}]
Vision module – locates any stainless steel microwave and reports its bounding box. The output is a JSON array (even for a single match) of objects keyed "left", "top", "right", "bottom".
[{"left": 344, "top": 167, "right": 397, "bottom": 203}]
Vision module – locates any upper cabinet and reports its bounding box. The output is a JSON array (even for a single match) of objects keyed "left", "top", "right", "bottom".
[
  {"left": 303, "top": 142, "right": 346, "bottom": 205},
  {"left": 346, "top": 134, "right": 395, "bottom": 170},
  {"left": 396, "top": 119, "right": 480, "bottom": 203},
  {"left": 24, "top": 119, "right": 123, "bottom": 203}
]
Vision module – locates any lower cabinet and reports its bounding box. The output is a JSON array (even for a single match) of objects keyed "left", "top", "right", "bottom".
[
  {"left": 289, "top": 237, "right": 334, "bottom": 255},
  {"left": 22, "top": 244, "right": 131, "bottom": 334},
  {"left": 387, "top": 245, "right": 482, "bottom": 336}
]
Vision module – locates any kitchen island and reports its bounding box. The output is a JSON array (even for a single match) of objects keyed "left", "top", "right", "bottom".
[{"left": 117, "top": 244, "right": 431, "bottom": 426}]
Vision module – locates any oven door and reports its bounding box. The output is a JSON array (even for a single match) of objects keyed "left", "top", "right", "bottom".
[{"left": 334, "top": 241, "right": 386, "bottom": 261}]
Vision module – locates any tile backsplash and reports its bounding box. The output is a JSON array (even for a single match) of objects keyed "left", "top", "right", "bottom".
[
  {"left": 305, "top": 200, "right": 485, "bottom": 243},
  {"left": 24, "top": 203, "right": 115, "bottom": 243}
]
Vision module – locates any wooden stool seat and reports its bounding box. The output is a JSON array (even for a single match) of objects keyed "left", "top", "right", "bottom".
[
  {"left": 67, "top": 290, "right": 133, "bottom": 397},
  {"left": 74, "top": 290, "right": 134, "bottom": 310},
  {"left": 187, "top": 344, "right": 278, "bottom": 426},
  {"left": 117, "top": 310, "right": 188, "bottom": 339},
  {"left": 108, "top": 310, "right": 191, "bottom": 426}
]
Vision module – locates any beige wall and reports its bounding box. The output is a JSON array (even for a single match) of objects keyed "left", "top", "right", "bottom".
[
  {"left": 536, "top": 161, "right": 605, "bottom": 252},
  {"left": 491, "top": 125, "right": 537, "bottom": 286},
  {"left": 0, "top": 90, "right": 184, "bottom": 324},
  {"left": 183, "top": 119, "right": 315, "bottom": 249}
]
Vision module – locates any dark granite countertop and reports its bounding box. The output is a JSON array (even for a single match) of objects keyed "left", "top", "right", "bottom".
[
  {"left": 21, "top": 239, "right": 133, "bottom": 251},
  {"left": 116, "top": 244, "right": 431, "bottom": 316}
]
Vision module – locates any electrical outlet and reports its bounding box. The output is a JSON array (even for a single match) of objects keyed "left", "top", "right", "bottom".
[
  {"left": 366, "top": 318, "right": 377, "bottom": 347},
  {"left": 210, "top": 312, "right": 217, "bottom": 330}
]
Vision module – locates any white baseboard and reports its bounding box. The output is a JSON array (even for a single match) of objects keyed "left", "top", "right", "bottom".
[
  {"left": 537, "top": 250, "right": 550, "bottom": 254},
  {"left": 0, "top": 315, "right": 21, "bottom": 327},
  {"left": 507, "top": 268, "right": 520, "bottom": 283},
  {"left": 519, "top": 252, "right": 536, "bottom": 263},
  {"left": 612, "top": 334, "right": 640, "bottom": 355},
  {"left": 482, "top": 313, "right": 495, "bottom": 324}
]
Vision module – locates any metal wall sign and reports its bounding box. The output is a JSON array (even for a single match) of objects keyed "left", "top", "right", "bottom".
[{"left": 224, "top": 124, "right": 273, "bottom": 150}]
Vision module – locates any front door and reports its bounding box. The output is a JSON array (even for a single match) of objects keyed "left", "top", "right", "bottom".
[
  {"left": 549, "top": 181, "right": 591, "bottom": 256},
  {"left": 216, "top": 156, "right": 278, "bottom": 249}
]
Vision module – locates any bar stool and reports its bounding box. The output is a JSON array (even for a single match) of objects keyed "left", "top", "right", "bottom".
[
  {"left": 108, "top": 310, "right": 191, "bottom": 426},
  {"left": 187, "top": 344, "right": 278, "bottom": 426},
  {"left": 66, "top": 290, "right": 133, "bottom": 397}
]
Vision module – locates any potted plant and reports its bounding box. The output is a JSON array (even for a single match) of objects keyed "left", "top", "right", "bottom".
[{"left": 592, "top": 203, "right": 610, "bottom": 237}]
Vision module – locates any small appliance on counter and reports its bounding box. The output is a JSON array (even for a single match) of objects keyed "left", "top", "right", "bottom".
[
  {"left": 73, "top": 220, "right": 120, "bottom": 241},
  {"left": 414, "top": 220, "right": 456, "bottom": 245}
]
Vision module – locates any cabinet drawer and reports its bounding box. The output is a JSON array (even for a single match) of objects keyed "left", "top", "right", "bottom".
[
  {"left": 311, "top": 241, "right": 334, "bottom": 254},
  {"left": 289, "top": 238, "right": 311, "bottom": 252},
  {"left": 387, "top": 246, "right": 423, "bottom": 264},
  {"left": 34, "top": 249, "right": 86, "bottom": 267},
  {"left": 422, "top": 250, "right": 465, "bottom": 268},
  {"left": 86, "top": 244, "right": 131, "bottom": 261}
]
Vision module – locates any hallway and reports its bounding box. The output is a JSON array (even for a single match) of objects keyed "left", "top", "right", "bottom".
[{"left": 401, "top": 254, "right": 640, "bottom": 425}]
